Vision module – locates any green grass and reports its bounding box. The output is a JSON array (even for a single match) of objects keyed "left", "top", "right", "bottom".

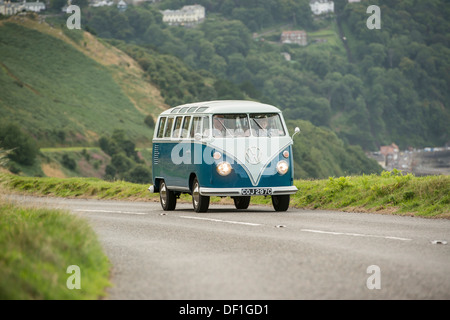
[
  {"left": 289, "top": 171, "right": 450, "bottom": 218},
  {"left": 0, "top": 201, "right": 110, "bottom": 299},
  {"left": 0, "top": 22, "right": 154, "bottom": 147},
  {"left": 1, "top": 170, "right": 449, "bottom": 218}
]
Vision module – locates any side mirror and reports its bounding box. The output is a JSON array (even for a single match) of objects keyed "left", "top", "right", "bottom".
[{"left": 292, "top": 127, "right": 300, "bottom": 139}]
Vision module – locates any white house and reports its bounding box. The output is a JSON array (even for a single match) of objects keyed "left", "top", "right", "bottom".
[
  {"left": 23, "top": 0, "right": 45, "bottom": 12},
  {"left": 117, "top": 0, "right": 127, "bottom": 11},
  {"left": 0, "top": 0, "right": 46, "bottom": 15},
  {"left": 309, "top": 0, "right": 334, "bottom": 15},
  {"left": 281, "top": 30, "right": 307, "bottom": 46},
  {"left": 161, "top": 4, "right": 205, "bottom": 26},
  {"left": 0, "top": 0, "right": 24, "bottom": 15},
  {"left": 91, "top": 0, "right": 114, "bottom": 7}
]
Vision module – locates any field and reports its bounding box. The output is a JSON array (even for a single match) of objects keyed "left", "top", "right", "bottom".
[{"left": 0, "top": 19, "right": 163, "bottom": 147}]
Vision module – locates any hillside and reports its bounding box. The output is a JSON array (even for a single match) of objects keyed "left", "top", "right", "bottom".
[
  {"left": 0, "top": 14, "right": 383, "bottom": 180},
  {"left": 0, "top": 15, "right": 166, "bottom": 147},
  {"left": 81, "top": 1, "right": 449, "bottom": 150}
]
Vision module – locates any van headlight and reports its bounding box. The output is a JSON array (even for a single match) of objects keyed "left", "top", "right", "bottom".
[
  {"left": 276, "top": 160, "right": 289, "bottom": 175},
  {"left": 217, "top": 162, "right": 232, "bottom": 176}
]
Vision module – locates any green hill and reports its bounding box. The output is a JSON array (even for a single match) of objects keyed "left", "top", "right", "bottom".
[
  {"left": 81, "top": 1, "right": 449, "bottom": 150},
  {"left": 0, "top": 18, "right": 166, "bottom": 147},
  {"left": 0, "top": 15, "right": 382, "bottom": 180}
]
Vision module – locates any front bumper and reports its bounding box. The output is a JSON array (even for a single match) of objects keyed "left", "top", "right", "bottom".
[{"left": 199, "top": 186, "right": 298, "bottom": 196}]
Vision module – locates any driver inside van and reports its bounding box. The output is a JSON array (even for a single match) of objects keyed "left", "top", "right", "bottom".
[
  {"left": 251, "top": 116, "right": 283, "bottom": 137},
  {"left": 251, "top": 116, "right": 271, "bottom": 137},
  {"left": 204, "top": 115, "right": 227, "bottom": 137}
]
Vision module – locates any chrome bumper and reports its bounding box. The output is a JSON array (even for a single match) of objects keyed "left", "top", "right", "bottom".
[{"left": 199, "top": 186, "right": 298, "bottom": 196}]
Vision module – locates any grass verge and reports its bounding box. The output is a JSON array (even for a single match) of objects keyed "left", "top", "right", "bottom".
[
  {"left": 0, "top": 200, "right": 111, "bottom": 299},
  {"left": 1, "top": 170, "right": 449, "bottom": 218},
  {"left": 291, "top": 171, "right": 449, "bottom": 218}
]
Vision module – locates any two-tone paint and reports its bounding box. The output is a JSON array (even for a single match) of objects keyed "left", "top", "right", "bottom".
[{"left": 149, "top": 100, "right": 298, "bottom": 211}]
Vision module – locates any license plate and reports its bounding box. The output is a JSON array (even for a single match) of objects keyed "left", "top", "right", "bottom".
[{"left": 240, "top": 188, "right": 273, "bottom": 195}]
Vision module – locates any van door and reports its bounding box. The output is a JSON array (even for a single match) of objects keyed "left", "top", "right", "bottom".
[{"left": 158, "top": 116, "right": 175, "bottom": 186}]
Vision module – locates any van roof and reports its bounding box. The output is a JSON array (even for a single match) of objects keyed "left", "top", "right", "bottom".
[{"left": 160, "top": 100, "right": 281, "bottom": 115}]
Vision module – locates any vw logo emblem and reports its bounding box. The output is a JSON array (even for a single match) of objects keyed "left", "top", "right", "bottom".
[{"left": 246, "top": 147, "right": 262, "bottom": 165}]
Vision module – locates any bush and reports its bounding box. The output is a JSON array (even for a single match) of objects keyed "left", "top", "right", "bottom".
[
  {"left": 144, "top": 115, "right": 155, "bottom": 128},
  {"left": 61, "top": 154, "right": 77, "bottom": 170},
  {"left": 0, "top": 123, "right": 38, "bottom": 166},
  {"left": 0, "top": 147, "right": 11, "bottom": 168},
  {"left": 125, "top": 165, "right": 152, "bottom": 184},
  {"left": 111, "top": 153, "right": 132, "bottom": 173}
]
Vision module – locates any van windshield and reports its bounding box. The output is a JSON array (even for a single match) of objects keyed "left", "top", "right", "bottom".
[
  {"left": 208, "top": 113, "right": 286, "bottom": 138},
  {"left": 210, "top": 114, "right": 250, "bottom": 137},
  {"left": 249, "top": 113, "right": 285, "bottom": 137}
]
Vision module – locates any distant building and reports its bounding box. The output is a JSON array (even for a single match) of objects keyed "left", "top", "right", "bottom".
[
  {"left": 281, "top": 30, "right": 307, "bottom": 46},
  {"left": 161, "top": 4, "right": 205, "bottom": 26},
  {"left": 24, "top": 0, "right": 45, "bottom": 12},
  {"left": 380, "top": 143, "right": 399, "bottom": 157},
  {"left": 90, "top": 0, "right": 114, "bottom": 7},
  {"left": 379, "top": 143, "right": 399, "bottom": 168},
  {"left": 0, "top": 0, "right": 24, "bottom": 15},
  {"left": 0, "top": 0, "right": 45, "bottom": 15},
  {"left": 309, "top": 0, "right": 334, "bottom": 15},
  {"left": 281, "top": 52, "right": 291, "bottom": 61},
  {"left": 117, "top": 0, "right": 127, "bottom": 11}
]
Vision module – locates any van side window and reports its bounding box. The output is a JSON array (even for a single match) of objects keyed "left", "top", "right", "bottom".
[
  {"left": 164, "top": 117, "right": 174, "bottom": 138},
  {"left": 173, "top": 116, "right": 183, "bottom": 138},
  {"left": 190, "top": 116, "right": 201, "bottom": 138},
  {"left": 157, "top": 117, "right": 166, "bottom": 138},
  {"left": 181, "top": 116, "right": 191, "bottom": 139},
  {"left": 202, "top": 116, "right": 210, "bottom": 137}
]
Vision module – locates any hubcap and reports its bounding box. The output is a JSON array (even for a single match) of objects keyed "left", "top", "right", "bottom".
[
  {"left": 193, "top": 182, "right": 199, "bottom": 207},
  {"left": 160, "top": 183, "right": 167, "bottom": 206}
]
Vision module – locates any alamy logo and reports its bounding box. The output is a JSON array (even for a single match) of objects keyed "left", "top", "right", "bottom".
[
  {"left": 66, "top": 5, "right": 81, "bottom": 30},
  {"left": 66, "top": 265, "right": 81, "bottom": 289},
  {"left": 366, "top": 5, "right": 381, "bottom": 30},
  {"left": 366, "top": 265, "right": 381, "bottom": 289}
]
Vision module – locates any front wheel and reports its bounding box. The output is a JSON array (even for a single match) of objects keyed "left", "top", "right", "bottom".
[
  {"left": 233, "top": 196, "right": 251, "bottom": 209},
  {"left": 192, "top": 177, "right": 210, "bottom": 212},
  {"left": 160, "top": 180, "right": 176, "bottom": 211},
  {"left": 272, "top": 195, "right": 290, "bottom": 212}
]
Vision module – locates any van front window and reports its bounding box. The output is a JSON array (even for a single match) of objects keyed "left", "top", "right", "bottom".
[
  {"left": 209, "top": 114, "right": 250, "bottom": 138},
  {"left": 249, "top": 114, "right": 285, "bottom": 137}
]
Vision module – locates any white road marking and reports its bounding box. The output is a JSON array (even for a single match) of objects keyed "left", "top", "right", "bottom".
[
  {"left": 300, "top": 228, "right": 412, "bottom": 241},
  {"left": 74, "top": 209, "right": 148, "bottom": 215},
  {"left": 74, "top": 209, "right": 412, "bottom": 241},
  {"left": 180, "top": 215, "right": 261, "bottom": 226}
]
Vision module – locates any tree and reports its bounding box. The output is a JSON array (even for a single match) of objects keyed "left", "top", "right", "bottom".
[
  {"left": 111, "top": 153, "right": 133, "bottom": 174},
  {"left": 125, "top": 164, "right": 152, "bottom": 184},
  {"left": 0, "top": 123, "right": 38, "bottom": 166},
  {"left": 144, "top": 115, "right": 155, "bottom": 128}
]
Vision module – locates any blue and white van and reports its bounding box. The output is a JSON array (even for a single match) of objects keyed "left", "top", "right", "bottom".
[{"left": 148, "top": 100, "right": 299, "bottom": 212}]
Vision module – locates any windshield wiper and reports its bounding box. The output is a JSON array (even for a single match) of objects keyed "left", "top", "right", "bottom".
[
  {"left": 217, "top": 118, "right": 233, "bottom": 136},
  {"left": 253, "top": 118, "right": 263, "bottom": 129},
  {"left": 253, "top": 118, "right": 271, "bottom": 137}
]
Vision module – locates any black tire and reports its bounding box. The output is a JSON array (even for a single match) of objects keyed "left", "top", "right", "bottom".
[
  {"left": 233, "top": 196, "right": 251, "bottom": 209},
  {"left": 160, "top": 180, "right": 176, "bottom": 211},
  {"left": 192, "top": 177, "right": 210, "bottom": 212},
  {"left": 272, "top": 195, "right": 290, "bottom": 212}
]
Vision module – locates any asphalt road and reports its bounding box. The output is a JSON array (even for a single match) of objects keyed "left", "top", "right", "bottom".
[{"left": 6, "top": 195, "right": 450, "bottom": 300}]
